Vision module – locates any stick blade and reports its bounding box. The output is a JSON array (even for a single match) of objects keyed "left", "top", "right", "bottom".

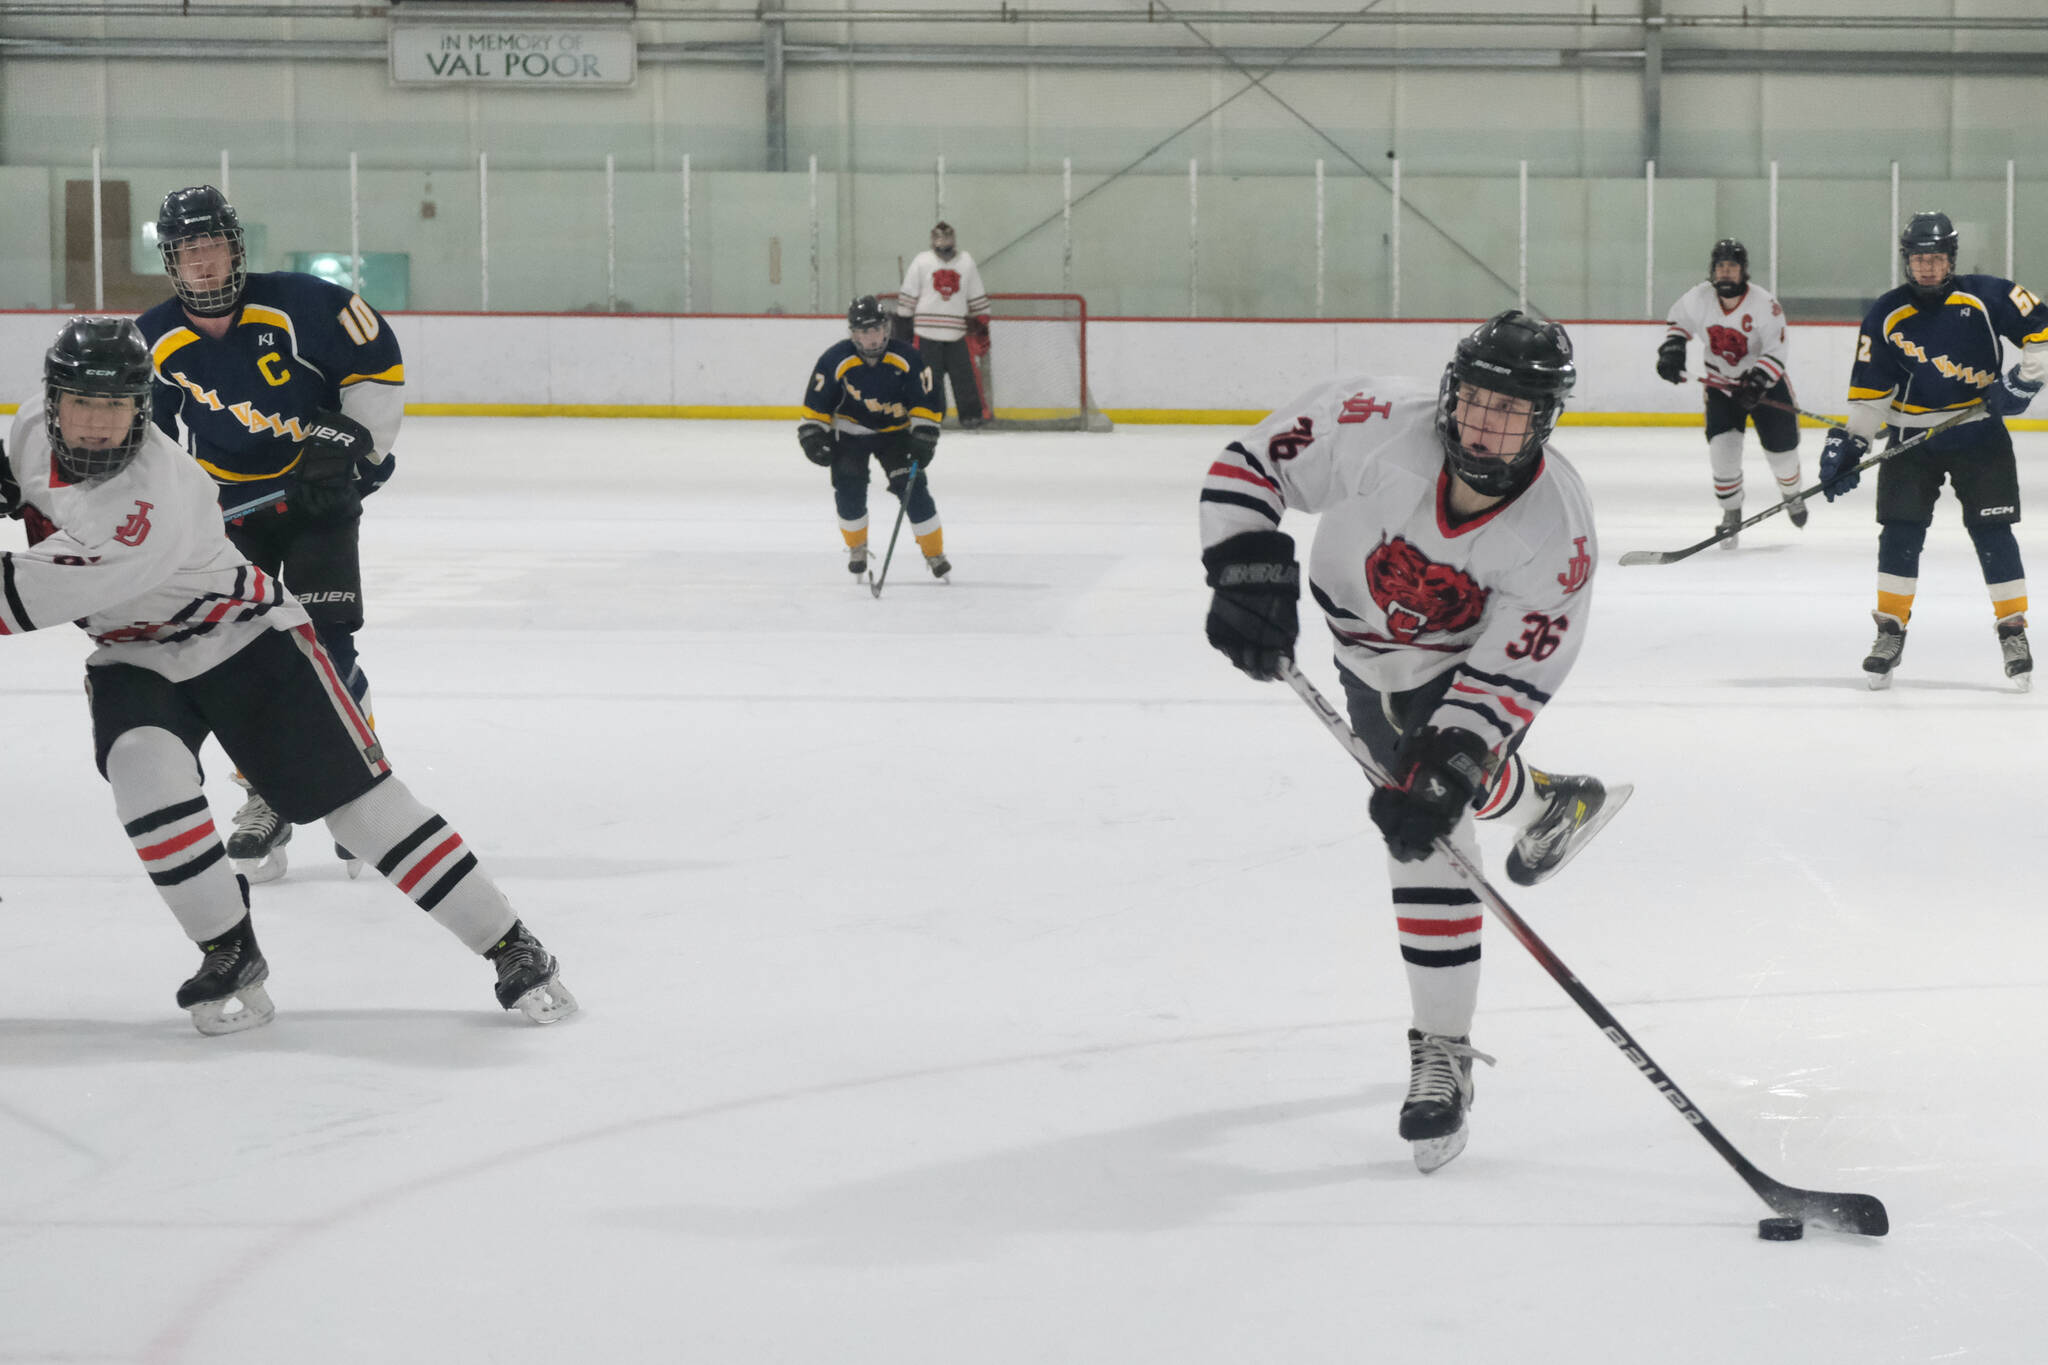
[
  {"left": 1765, "top": 1187, "right": 1889, "bottom": 1237},
  {"left": 1619, "top": 548, "right": 1694, "bottom": 567}
]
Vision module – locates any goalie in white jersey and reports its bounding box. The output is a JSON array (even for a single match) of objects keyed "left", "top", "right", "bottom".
[
  {"left": 1656, "top": 239, "right": 1807, "bottom": 547},
  {"left": 1, "top": 318, "right": 576, "bottom": 1034},
  {"left": 1200, "top": 311, "right": 1628, "bottom": 1173}
]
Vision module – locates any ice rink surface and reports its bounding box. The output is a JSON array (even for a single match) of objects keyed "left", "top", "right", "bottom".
[{"left": 6, "top": 416, "right": 2048, "bottom": 1364}]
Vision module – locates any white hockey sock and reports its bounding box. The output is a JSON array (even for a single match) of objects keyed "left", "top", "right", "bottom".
[
  {"left": 325, "top": 778, "right": 518, "bottom": 953},
  {"left": 1391, "top": 821, "right": 1482, "bottom": 1038},
  {"left": 1708, "top": 430, "right": 1745, "bottom": 509},
  {"left": 1764, "top": 444, "right": 1802, "bottom": 495},
  {"left": 106, "top": 727, "right": 248, "bottom": 943}
]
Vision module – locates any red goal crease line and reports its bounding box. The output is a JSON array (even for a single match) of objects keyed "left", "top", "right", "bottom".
[{"left": 5, "top": 402, "right": 2041, "bottom": 431}]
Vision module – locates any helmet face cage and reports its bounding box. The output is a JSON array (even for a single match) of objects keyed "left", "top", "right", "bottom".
[
  {"left": 156, "top": 186, "right": 247, "bottom": 316},
  {"left": 45, "top": 319, "right": 154, "bottom": 485},
  {"left": 160, "top": 225, "right": 247, "bottom": 316},
  {"left": 847, "top": 295, "right": 889, "bottom": 361},
  {"left": 1709, "top": 239, "right": 1749, "bottom": 298},
  {"left": 1898, "top": 212, "right": 1958, "bottom": 305},
  {"left": 1434, "top": 311, "right": 1576, "bottom": 498}
]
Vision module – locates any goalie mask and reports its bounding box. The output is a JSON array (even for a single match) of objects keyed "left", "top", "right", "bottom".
[
  {"left": 1435, "top": 311, "right": 1576, "bottom": 499},
  {"left": 1898, "top": 210, "right": 1959, "bottom": 309},
  {"left": 157, "top": 185, "right": 247, "bottom": 317},
  {"left": 45, "top": 316, "right": 154, "bottom": 485},
  {"left": 1709, "top": 239, "right": 1749, "bottom": 299},
  {"left": 847, "top": 294, "right": 889, "bottom": 363},
  {"left": 931, "top": 221, "right": 957, "bottom": 261}
]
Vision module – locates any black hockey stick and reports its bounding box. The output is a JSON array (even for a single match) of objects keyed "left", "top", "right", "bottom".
[
  {"left": 1277, "top": 659, "right": 1889, "bottom": 1236},
  {"left": 869, "top": 457, "right": 922, "bottom": 599},
  {"left": 1696, "top": 374, "right": 1839, "bottom": 427},
  {"left": 1619, "top": 406, "right": 1985, "bottom": 566}
]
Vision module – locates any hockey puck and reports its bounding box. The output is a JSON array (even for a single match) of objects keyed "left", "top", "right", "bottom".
[{"left": 1757, "top": 1216, "right": 1804, "bottom": 1241}]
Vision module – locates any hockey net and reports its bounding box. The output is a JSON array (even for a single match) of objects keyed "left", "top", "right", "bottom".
[{"left": 887, "top": 292, "right": 1112, "bottom": 432}]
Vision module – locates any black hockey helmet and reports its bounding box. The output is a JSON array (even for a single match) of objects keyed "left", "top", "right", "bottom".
[
  {"left": 156, "top": 185, "right": 246, "bottom": 316},
  {"left": 45, "top": 316, "right": 154, "bottom": 485},
  {"left": 847, "top": 294, "right": 889, "bottom": 361},
  {"left": 1898, "top": 211, "right": 1958, "bottom": 307},
  {"left": 1709, "top": 238, "right": 1749, "bottom": 298},
  {"left": 1435, "top": 310, "right": 1576, "bottom": 498}
]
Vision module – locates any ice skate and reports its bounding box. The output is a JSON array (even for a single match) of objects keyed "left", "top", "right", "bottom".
[
  {"left": 1505, "top": 771, "right": 1633, "bottom": 887},
  {"left": 1783, "top": 492, "right": 1808, "bottom": 529},
  {"left": 486, "top": 921, "right": 579, "bottom": 1024},
  {"left": 335, "top": 840, "right": 365, "bottom": 879},
  {"left": 847, "top": 543, "right": 870, "bottom": 580},
  {"left": 1400, "top": 1029, "right": 1496, "bottom": 1174},
  {"left": 1863, "top": 612, "right": 1906, "bottom": 690},
  {"left": 1998, "top": 614, "right": 2032, "bottom": 692},
  {"left": 1715, "top": 506, "right": 1742, "bottom": 550},
  {"left": 926, "top": 552, "right": 952, "bottom": 582},
  {"left": 177, "top": 913, "right": 274, "bottom": 1036},
  {"left": 226, "top": 790, "right": 291, "bottom": 884}
]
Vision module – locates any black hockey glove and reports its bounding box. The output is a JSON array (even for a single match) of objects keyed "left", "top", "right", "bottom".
[
  {"left": 1368, "top": 727, "right": 1490, "bottom": 863},
  {"left": 1817, "top": 429, "right": 1869, "bottom": 502},
  {"left": 1202, "top": 530, "right": 1299, "bottom": 682},
  {"left": 1655, "top": 336, "right": 1686, "bottom": 385},
  {"left": 908, "top": 425, "right": 939, "bottom": 468},
  {"left": 292, "top": 410, "right": 373, "bottom": 522},
  {"left": 891, "top": 312, "right": 914, "bottom": 345},
  {"left": 356, "top": 452, "right": 396, "bottom": 500},
  {"left": 1984, "top": 364, "right": 2043, "bottom": 418},
  {"left": 799, "top": 425, "right": 834, "bottom": 467},
  {"left": 1735, "top": 368, "right": 1772, "bottom": 410}
]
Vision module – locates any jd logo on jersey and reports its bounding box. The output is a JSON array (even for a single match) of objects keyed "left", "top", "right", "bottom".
[
  {"left": 1557, "top": 536, "right": 1591, "bottom": 592},
  {"left": 1365, "top": 535, "right": 1488, "bottom": 643},
  {"left": 113, "top": 501, "right": 153, "bottom": 547}
]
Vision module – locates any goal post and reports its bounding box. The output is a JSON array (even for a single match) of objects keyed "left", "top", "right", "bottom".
[{"left": 881, "top": 291, "right": 1112, "bottom": 432}]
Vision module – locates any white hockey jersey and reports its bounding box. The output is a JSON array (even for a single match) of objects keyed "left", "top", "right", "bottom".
[
  {"left": 1, "top": 399, "right": 301, "bottom": 682},
  {"left": 896, "top": 250, "right": 990, "bottom": 341},
  {"left": 1200, "top": 379, "right": 1597, "bottom": 752},
  {"left": 1664, "top": 281, "right": 1789, "bottom": 388}
]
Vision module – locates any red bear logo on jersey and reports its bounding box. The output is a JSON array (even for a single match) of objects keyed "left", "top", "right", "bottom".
[
  {"left": 931, "top": 268, "right": 961, "bottom": 300},
  {"left": 1365, "top": 536, "right": 1489, "bottom": 642},
  {"left": 1706, "top": 324, "right": 1748, "bottom": 366}
]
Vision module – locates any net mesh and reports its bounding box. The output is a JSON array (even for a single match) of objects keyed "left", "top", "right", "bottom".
[{"left": 885, "top": 292, "right": 1112, "bottom": 432}]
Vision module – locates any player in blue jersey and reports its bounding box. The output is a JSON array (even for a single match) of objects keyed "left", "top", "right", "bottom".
[
  {"left": 798, "top": 295, "right": 950, "bottom": 581},
  {"left": 1818, "top": 211, "right": 2048, "bottom": 689},
  {"left": 136, "top": 185, "right": 403, "bottom": 879}
]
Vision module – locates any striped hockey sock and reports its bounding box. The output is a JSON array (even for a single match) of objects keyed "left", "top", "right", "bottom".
[
  {"left": 1391, "top": 823, "right": 1483, "bottom": 1038},
  {"left": 324, "top": 778, "right": 519, "bottom": 953},
  {"left": 106, "top": 726, "right": 248, "bottom": 944}
]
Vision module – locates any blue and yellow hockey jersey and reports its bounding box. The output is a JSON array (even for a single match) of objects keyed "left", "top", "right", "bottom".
[
  {"left": 798, "top": 339, "right": 941, "bottom": 442},
  {"left": 1849, "top": 273, "right": 2048, "bottom": 428},
  {"left": 137, "top": 272, "right": 403, "bottom": 517}
]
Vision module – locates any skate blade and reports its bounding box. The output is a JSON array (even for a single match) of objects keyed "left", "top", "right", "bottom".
[
  {"left": 1865, "top": 671, "right": 1893, "bottom": 691},
  {"left": 231, "top": 850, "right": 288, "bottom": 885},
  {"left": 344, "top": 857, "right": 365, "bottom": 879},
  {"left": 2012, "top": 672, "right": 2033, "bottom": 693},
  {"left": 512, "top": 977, "right": 579, "bottom": 1024},
  {"left": 1411, "top": 1125, "right": 1469, "bottom": 1175},
  {"left": 189, "top": 982, "right": 275, "bottom": 1036}
]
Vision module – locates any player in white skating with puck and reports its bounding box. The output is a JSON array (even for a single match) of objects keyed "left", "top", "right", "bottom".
[
  {"left": 1, "top": 318, "right": 576, "bottom": 1034},
  {"left": 1200, "top": 311, "right": 1628, "bottom": 1172}
]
